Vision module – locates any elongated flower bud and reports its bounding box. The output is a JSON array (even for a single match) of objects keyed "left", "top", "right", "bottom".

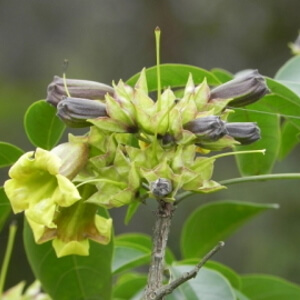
[
  {"left": 51, "top": 141, "right": 89, "bottom": 179},
  {"left": 210, "top": 70, "right": 270, "bottom": 107},
  {"left": 184, "top": 116, "right": 227, "bottom": 141},
  {"left": 225, "top": 122, "right": 260, "bottom": 145},
  {"left": 47, "top": 76, "right": 114, "bottom": 107},
  {"left": 57, "top": 97, "right": 108, "bottom": 128}
]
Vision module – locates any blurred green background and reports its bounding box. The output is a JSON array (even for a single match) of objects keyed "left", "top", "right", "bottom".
[{"left": 1, "top": 0, "right": 300, "bottom": 291}]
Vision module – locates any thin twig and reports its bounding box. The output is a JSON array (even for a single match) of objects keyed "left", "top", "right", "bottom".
[
  {"left": 175, "top": 173, "right": 300, "bottom": 204},
  {"left": 143, "top": 200, "right": 175, "bottom": 300},
  {"left": 220, "top": 173, "right": 300, "bottom": 185},
  {"left": 153, "top": 241, "right": 225, "bottom": 300}
]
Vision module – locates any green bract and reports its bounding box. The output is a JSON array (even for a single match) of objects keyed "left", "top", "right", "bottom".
[
  {"left": 69, "top": 71, "right": 264, "bottom": 206},
  {"left": 45, "top": 201, "right": 112, "bottom": 257}
]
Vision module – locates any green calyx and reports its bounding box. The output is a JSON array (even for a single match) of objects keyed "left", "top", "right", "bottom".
[{"left": 42, "top": 201, "right": 112, "bottom": 258}]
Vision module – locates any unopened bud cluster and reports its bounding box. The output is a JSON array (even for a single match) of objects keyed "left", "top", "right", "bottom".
[{"left": 4, "top": 68, "right": 269, "bottom": 256}]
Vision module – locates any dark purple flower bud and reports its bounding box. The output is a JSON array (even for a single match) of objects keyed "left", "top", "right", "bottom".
[
  {"left": 225, "top": 122, "right": 261, "bottom": 145},
  {"left": 161, "top": 134, "right": 176, "bottom": 147},
  {"left": 210, "top": 70, "right": 270, "bottom": 107},
  {"left": 184, "top": 116, "right": 227, "bottom": 141},
  {"left": 150, "top": 178, "right": 172, "bottom": 198},
  {"left": 57, "top": 97, "right": 108, "bottom": 128},
  {"left": 47, "top": 76, "right": 114, "bottom": 107}
]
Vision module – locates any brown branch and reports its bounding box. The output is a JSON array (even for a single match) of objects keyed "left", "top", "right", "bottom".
[
  {"left": 153, "top": 241, "right": 225, "bottom": 300},
  {"left": 143, "top": 200, "right": 175, "bottom": 300}
]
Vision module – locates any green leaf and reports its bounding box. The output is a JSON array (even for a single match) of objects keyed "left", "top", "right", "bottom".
[
  {"left": 113, "top": 233, "right": 175, "bottom": 275},
  {"left": 126, "top": 64, "right": 221, "bottom": 92},
  {"left": 278, "top": 121, "right": 300, "bottom": 160},
  {"left": 234, "top": 289, "right": 251, "bottom": 300},
  {"left": 210, "top": 68, "right": 233, "bottom": 83},
  {"left": 124, "top": 201, "right": 141, "bottom": 225},
  {"left": 112, "top": 242, "right": 150, "bottom": 275},
  {"left": 229, "top": 78, "right": 300, "bottom": 172},
  {"left": 205, "top": 261, "right": 241, "bottom": 290},
  {"left": 277, "top": 80, "right": 300, "bottom": 97},
  {"left": 166, "top": 266, "right": 235, "bottom": 300},
  {"left": 24, "top": 100, "right": 65, "bottom": 150},
  {"left": 275, "top": 55, "right": 300, "bottom": 82},
  {"left": 113, "top": 273, "right": 147, "bottom": 300},
  {"left": 116, "top": 233, "right": 175, "bottom": 265},
  {"left": 228, "top": 100, "right": 281, "bottom": 175},
  {"left": 0, "top": 187, "right": 11, "bottom": 232},
  {"left": 0, "top": 142, "right": 24, "bottom": 168},
  {"left": 23, "top": 209, "right": 113, "bottom": 300},
  {"left": 241, "top": 274, "right": 300, "bottom": 300},
  {"left": 181, "top": 201, "right": 278, "bottom": 259},
  {"left": 173, "top": 259, "right": 241, "bottom": 290},
  {"left": 264, "top": 79, "right": 300, "bottom": 129}
]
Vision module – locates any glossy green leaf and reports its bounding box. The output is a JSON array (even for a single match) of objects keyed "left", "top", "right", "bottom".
[
  {"left": 210, "top": 68, "right": 233, "bottom": 83},
  {"left": 24, "top": 100, "right": 65, "bottom": 150},
  {"left": 264, "top": 79, "right": 300, "bottom": 129},
  {"left": 174, "top": 259, "right": 241, "bottom": 290},
  {"left": 234, "top": 289, "right": 250, "bottom": 300},
  {"left": 228, "top": 100, "right": 281, "bottom": 175},
  {"left": 278, "top": 121, "right": 300, "bottom": 160},
  {"left": 23, "top": 209, "right": 113, "bottom": 300},
  {"left": 124, "top": 201, "right": 141, "bottom": 225},
  {"left": 229, "top": 78, "right": 300, "bottom": 174},
  {"left": 113, "top": 233, "right": 175, "bottom": 274},
  {"left": 166, "top": 265, "right": 235, "bottom": 300},
  {"left": 112, "top": 242, "right": 150, "bottom": 275},
  {"left": 115, "top": 233, "right": 175, "bottom": 265},
  {"left": 0, "top": 187, "right": 11, "bottom": 232},
  {"left": 241, "top": 274, "right": 300, "bottom": 300},
  {"left": 277, "top": 80, "right": 300, "bottom": 97},
  {"left": 0, "top": 142, "right": 24, "bottom": 168},
  {"left": 275, "top": 55, "right": 300, "bottom": 82},
  {"left": 126, "top": 64, "right": 221, "bottom": 91},
  {"left": 181, "top": 201, "right": 278, "bottom": 259},
  {"left": 113, "top": 273, "right": 147, "bottom": 300},
  {"left": 205, "top": 261, "right": 241, "bottom": 290}
]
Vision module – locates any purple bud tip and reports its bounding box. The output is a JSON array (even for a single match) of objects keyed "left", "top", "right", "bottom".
[{"left": 225, "top": 122, "right": 261, "bottom": 145}]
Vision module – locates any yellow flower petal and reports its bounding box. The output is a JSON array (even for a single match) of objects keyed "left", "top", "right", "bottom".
[
  {"left": 52, "top": 239, "right": 90, "bottom": 257},
  {"left": 25, "top": 197, "right": 57, "bottom": 228},
  {"left": 4, "top": 179, "right": 29, "bottom": 213},
  {"left": 54, "top": 174, "right": 81, "bottom": 207},
  {"left": 26, "top": 216, "right": 55, "bottom": 243}
]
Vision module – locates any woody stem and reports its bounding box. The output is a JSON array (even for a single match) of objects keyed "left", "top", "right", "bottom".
[{"left": 144, "top": 200, "right": 175, "bottom": 300}]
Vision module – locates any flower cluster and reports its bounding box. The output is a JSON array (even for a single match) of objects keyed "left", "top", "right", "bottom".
[{"left": 4, "top": 68, "right": 269, "bottom": 256}]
